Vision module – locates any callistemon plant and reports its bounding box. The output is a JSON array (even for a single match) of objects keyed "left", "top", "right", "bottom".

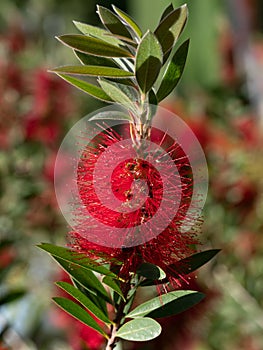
[{"left": 38, "top": 3, "right": 219, "bottom": 349}]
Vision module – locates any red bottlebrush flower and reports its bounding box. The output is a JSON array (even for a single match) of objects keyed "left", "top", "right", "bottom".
[{"left": 69, "top": 126, "right": 199, "bottom": 285}]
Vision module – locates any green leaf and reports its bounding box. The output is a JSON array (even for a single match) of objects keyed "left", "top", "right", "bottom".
[
  {"left": 57, "top": 35, "right": 132, "bottom": 58},
  {"left": 157, "top": 39, "right": 189, "bottom": 101},
  {"left": 112, "top": 5, "right": 142, "bottom": 38},
  {"left": 168, "top": 249, "right": 221, "bottom": 277},
  {"left": 99, "top": 79, "right": 138, "bottom": 113},
  {"left": 116, "top": 318, "right": 161, "bottom": 341},
  {"left": 160, "top": 4, "right": 174, "bottom": 22},
  {"left": 51, "top": 65, "right": 133, "bottom": 78},
  {"left": 73, "top": 21, "right": 123, "bottom": 46},
  {"left": 37, "top": 243, "right": 116, "bottom": 277},
  {"left": 137, "top": 263, "right": 166, "bottom": 280},
  {"left": 75, "top": 51, "right": 119, "bottom": 68},
  {"left": 126, "top": 290, "right": 204, "bottom": 319},
  {"left": 56, "top": 282, "right": 112, "bottom": 324},
  {"left": 54, "top": 257, "right": 111, "bottom": 304},
  {"left": 89, "top": 110, "right": 132, "bottom": 122},
  {"left": 53, "top": 297, "right": 109, "bottom": 338},
  {"left": 0, "top": 290, "right": 26, "bottom": 306},
  {"left": 135, "top": 30, "right": 162, "bottom": 93},
  {"left": 102, "top": 276, "right": 125, "bottom": 301},
  {"left": 97, "top": 6, "right": 133, "bottom": 40},
  {"left": 55, "top": 74, "right": 112, "bottom": 102},
  {"left": 155, "top": 4, "right": 188, "bottom": 62}
]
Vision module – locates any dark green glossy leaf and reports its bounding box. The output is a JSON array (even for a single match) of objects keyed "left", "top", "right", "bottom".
[
  {"left": 55, "top": 74, "right": 112, "bottom": 102},
  {"left": 97, "top": 6, "right": 133, "bottom": 40},
  {"left": 0, "top": 290, "right": 26, "bottom": 306},
  {"left": 116, "top": 318, "right": 161, "bottom": 341},
  {"left": 73, "top": 21, "right": 122, "bottom": 46},
  {"left": 160, "top": 4, "right": 174, "bottom": 22},
  {"left": 53, "top": 297, "right": 109, "bottom": 338},
  {"left": 37, "top": 243, "right": 116, "bottom": 277},
  {"left": 56, "top": 282, "right": 112, "bottom": 324},
  {"left": 89, "top": 110, "right": 132, "bottom": 122},
  {"left": 72, "top": 278, "right": 108, "bottom": 316},
  {"left": 57, "top": 35, "right": 132, "bottom": 58},
  {"left": 168, "top": 249, "right": 221, "bottom": 277},
  {"left": 99, "top": 79, "right": 138, "bottom": 112},
  {"left": 135, "top": 30, "right": 162, "bottom": 93},
  {"left": 126, "top": 290, "right": 204, "bottom": 319},
  {"left": 54, "top": 257, "right": 111, "bottom": 304},
  {"left": 155, "top": 4, "right": 188, "bottom": 62},
  {"left": 102, "top": 276, "right": 125, "bottom": 300},
  {"left": 112, "top": 6, "right": 142, "bottom": 38},
  {"left": 157, "top": 39, "right": 189, "bottom": 101},
  {"left": 75, "top": 51, "right": 119, "bottom": 68},
  {"left": 137, "top": 263, "right": 166, "bottom": 280},
  {"left": 51, "top": 65, "right": 133, "bottom": 78}
]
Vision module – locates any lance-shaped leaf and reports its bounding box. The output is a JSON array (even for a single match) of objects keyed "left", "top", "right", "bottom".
[
  {"left": 54, "top": 257, "right": 111, "bottom": 304},
  {"left": 99, "top": 79, "right": 138, "bottom": 113},
  {"left": 112, "top": 5, "right": 142, "bottom": 39},
  {"left": 157, "top": 39, "right": 190, "bottom": 102},
  {"left": 137, "top": 263, "right": 166, "bottom": 280},
  {"left": 97, "top": 6, "right": 133, "bottom": 41},
  {"left": 56, "top": 282, "right": 112, "bottom": 324},
  {"left": 57, "top": 35, "right": 132, "bottom": 58},
  {"left": 116, "top": 318, "right": 161, "bottom": 341},
  {"left": 51, "top": 65, "right": 134, "bottom": 79},
  {"left": 37, "top": 243, "right": 116, "bottom": 277},
  {"left": 53, "top": 297, "right": 109, "bottom": 338},
  {"left": 0, "top": 290, "right": 26, "bottom": 306},
  {"left": 55, "top": 74, "right": 112, "bottom": 102},
  {"left": 160, "top": 3, "right": 174, "bottom": 22},
  {"left": 168, "top": 249, "right": 221, "bottom": 277},
  {"left": 155, "top": 4, "right": 188, "bottom": 62},
  {"left": 102, "top": 276, "right": 125, "bottom": 300},
  {"left": 73, "top": 21, "right": 122, "bottom": 46},
  {"left": 126, "top": 290, "right": 204, "bottom": 319},
  {"left": 135, "top": 31, "right": 163, "bottom": 93},
  {"left": 75, "top": 51, "right": 119, "bottom": 68},
  {"left": 89, "top": 110, "right": 132, "bottom": 122}
]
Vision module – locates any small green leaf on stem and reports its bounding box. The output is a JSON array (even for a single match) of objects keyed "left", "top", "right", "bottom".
[
  {"left": 102, "top": 276, "right": 125, "bottom": 301},
  {"left": 57, "top": 35, "right": 133, "bottom": 58},
  {"left": 89, "top": 110, "right": 132, "bottom": 122},
  {"left": 135, "top": 30, "right": 163, "bottom": 93},
  {"left": 53, "top": 297, "right": 109, "bottom": 338},
  {"left": 157, "top": 39, "right": 190, "bottom": 101},
  {"left": 116, "top": 318, "right": 161, "bottom": 341},
  {"left": 50, "top": 65, "right": 134, "bottom": 78},
  {"left": 137, "top": 263, "right": 166, "bottom": 280},
  {"left": 112, "top": 5, "right": 142, "bottom": 39}
]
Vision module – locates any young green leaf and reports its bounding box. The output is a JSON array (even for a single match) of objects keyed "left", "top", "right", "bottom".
[
  {"left": 89, "top": 110, "right": 132, "bottom": 122},
  {"left": 53, "top": 297, "right": 109, "bottom": 338},
  {"left": 99, "top": 79, "right": 138, "bottom": 113},
  {"left": 55, "top": 74, "right": 112, "bottom": 102},
  {"left": 54, "top": 257, "right": 111, "bottom": 304},
  {"left": 155, "top": 4, "right": 188, "bottom": 62},
  {"left": 137, "top": 263, "right": 166, "bottom": 280},
  {"left": 102, "top": 276, "right": 125, "bottom": 300},
  {"left": 126, "top": 290, "right": 204, "bottom": 319},
  {"left": 168, "top": 249, "right": 221, "bottom": 277},
  {"left": 37, "top": 243, "right": 116, "bottom": 277},
  {"left": 56, "top": 281, "right": 112, "bottom": 324},
  {"left": 116, "top": 318, "right": 161, "bottom": 341},
  {"left": 112, "top": 5, "right": 142, "bottom": 39},
  {"left": 97, "top": 6, "right": 133, "bottom": 40},
  {"left": 74, "top": 51, "right": 119, "bottom": 68},
  {"left": 73, "top": 21, "right": 123, "bottom": 46},
  {"left": 157, "top": 39, "right": 190, "bottom": 102},
  {"left": 135, "top": 30, "right": 163, "bottom": 93},
  {"left": 57, "top": 35, "right": 133, "bottom": 58},
  {"left": 51, "top": 65, "right": 133, "bottom": 78}
]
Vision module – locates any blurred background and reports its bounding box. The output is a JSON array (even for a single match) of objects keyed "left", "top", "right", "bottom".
[{"left": 0, "top": 0, "right": 263, "bottom": 349}]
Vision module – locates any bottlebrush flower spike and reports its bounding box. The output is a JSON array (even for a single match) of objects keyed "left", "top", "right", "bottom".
[{"left": 39, "top": 3, "right": 219, "bottom": 349}]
